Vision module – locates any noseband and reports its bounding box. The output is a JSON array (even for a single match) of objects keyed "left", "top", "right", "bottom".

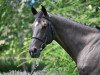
[{"left": 32, "top": 17, "right": 54, "bottom": 50}]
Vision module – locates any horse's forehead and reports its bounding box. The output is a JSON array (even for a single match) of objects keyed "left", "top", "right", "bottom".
[
  {"left": 34, "top": 21, "right": 38, "bottom": 27},
  {"left": 33, "top": 12, "right": 45, "bottom": 27}
]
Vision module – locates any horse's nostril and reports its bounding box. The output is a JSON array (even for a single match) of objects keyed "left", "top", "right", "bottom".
[
  {"left": 33, "top": 48, "right": 37, "bottom": 53},
  {"left": 29, "top": 48, "right": 37, "bottom": 55}
]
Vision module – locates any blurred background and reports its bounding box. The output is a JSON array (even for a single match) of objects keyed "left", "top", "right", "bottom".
[{"left": 0, "top": 0, "right": 100, "bottom": 75}]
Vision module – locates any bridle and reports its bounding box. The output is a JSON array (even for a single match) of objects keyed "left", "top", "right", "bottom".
[{"left": 32, "top": 16, "right": 55, "bottom": 50}]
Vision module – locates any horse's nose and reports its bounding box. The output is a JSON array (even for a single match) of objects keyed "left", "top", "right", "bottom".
[
  {"left": 29, "top": 48, "right": 37, "bottom": 54},
  {"left": 29, "top": 48, "right": 38, "bottom": 58}
]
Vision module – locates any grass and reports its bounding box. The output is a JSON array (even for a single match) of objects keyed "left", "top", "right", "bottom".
[{"left": 0, "top": 41, "right": 79, "bottom": 75}]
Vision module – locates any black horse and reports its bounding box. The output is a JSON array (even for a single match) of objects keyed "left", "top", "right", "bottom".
[{"left": 29, "top": 6, "right": 100, "bottom": 75}]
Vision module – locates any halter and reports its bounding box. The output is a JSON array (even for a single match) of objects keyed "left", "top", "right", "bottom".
[{"left": 32, "top": 17, "right": 54, "bottom": 50}]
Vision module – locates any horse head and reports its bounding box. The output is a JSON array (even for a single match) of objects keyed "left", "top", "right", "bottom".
[{"left": 29, "top": 6, "right": 54, "bottom": 58}]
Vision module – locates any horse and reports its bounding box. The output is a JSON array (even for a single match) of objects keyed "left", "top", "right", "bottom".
[{"left": 29, "top": 6, "right": 100, "bottom": 75}]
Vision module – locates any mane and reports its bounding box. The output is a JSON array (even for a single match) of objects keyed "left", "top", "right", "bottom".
[{"left": 50, "top": 13, "right": 100, "bottom": 30}]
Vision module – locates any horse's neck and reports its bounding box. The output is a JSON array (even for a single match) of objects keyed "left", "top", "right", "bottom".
[{"left": 51, "top": 14, "right": 99, "bottom": 61}]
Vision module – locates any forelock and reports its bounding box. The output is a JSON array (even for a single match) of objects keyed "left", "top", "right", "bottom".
[{"left": 34, "top": 11, "right": 43, "bottom": 18}]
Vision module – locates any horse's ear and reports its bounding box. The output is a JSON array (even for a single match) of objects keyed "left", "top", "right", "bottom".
[
  {"left": 31, "top": 6, "right": 37, "bottom": 15},
  {"left": 41, "top": 5, "right": 48, "bottom": 16}
]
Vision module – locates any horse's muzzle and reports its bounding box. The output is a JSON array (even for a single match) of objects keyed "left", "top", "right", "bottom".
[{"left": 29, "top": 48, "right": 40, "bottom": 58}]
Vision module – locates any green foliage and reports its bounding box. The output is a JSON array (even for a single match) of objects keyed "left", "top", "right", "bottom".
[{"left": 0, "top": 0, "right": 100, "bottom": 75}]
